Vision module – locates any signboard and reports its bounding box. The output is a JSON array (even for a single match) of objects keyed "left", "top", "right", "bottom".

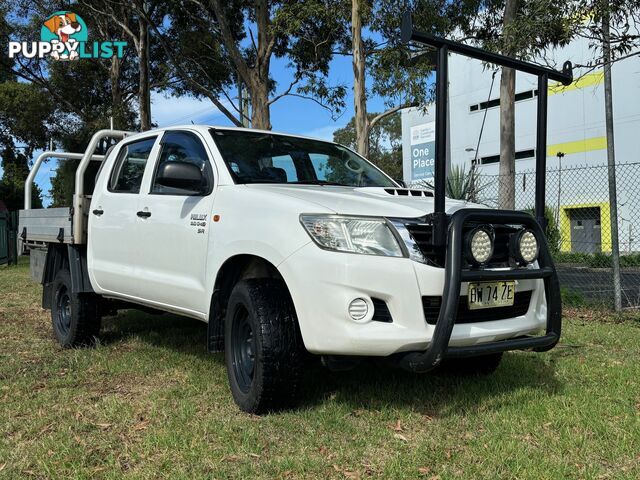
[{"left": 410, "top": 122, "right": 435, "bottom": 181}]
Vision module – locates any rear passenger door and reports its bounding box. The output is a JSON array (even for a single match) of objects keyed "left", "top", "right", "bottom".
[
  {"left": 134, "top": 130, "right": 216, "bottom": 316},
  {"left": 89, "top": 135, "right": 159, "bottom": 297}
]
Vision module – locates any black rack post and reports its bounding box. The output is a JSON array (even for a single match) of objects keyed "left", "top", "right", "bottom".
[
  {"left": 535, "top": 73, "right": 549, "bottom": 229},
  {"left": 433, "top": 45, "right": 448, "bottom": 246},
  {"left": 400, "top": 11, "right": 572, "bottom": 240}
]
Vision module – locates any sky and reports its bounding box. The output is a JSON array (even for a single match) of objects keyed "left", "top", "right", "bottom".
[
  {"left": 14, "top": 45, "right": 398, "bottom": 207},
  {"left": 152, "top": 53, "right": 391, "bottom": 138}
]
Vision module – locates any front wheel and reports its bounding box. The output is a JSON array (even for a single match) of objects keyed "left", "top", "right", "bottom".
[
  {"left": 224, "top": 279, "right": 304, "bottom": 414},
  {"left": 50, "top": 269, "right": 101, "bottom": 347}
]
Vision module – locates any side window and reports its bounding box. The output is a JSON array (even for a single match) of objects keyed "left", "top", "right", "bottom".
[
  {"left": 109, "top": 137, "right": 157, "bottom": 193},
  {"left": 309, "top": 153, "right": 329, "bottom": 181},
  {"left": 270, "top": 155, "right": 298, "bottom": 181},
  {"left": 151, "top": 131, "right": 212, "bottom": 194}
]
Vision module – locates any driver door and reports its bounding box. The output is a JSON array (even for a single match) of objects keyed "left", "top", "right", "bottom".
[{"left": 133, "top": 130, "right": 216, "bottom": 316}]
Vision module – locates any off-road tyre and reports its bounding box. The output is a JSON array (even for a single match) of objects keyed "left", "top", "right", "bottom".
[
  {"left": 440, "top": 353, "right": 503, "bottom": 376},
  {"left": 224, "top": 279, "right": 304, "bottom": 414},
  {"left": 50, "top": 269, "right": 101, "bottom": 348}
]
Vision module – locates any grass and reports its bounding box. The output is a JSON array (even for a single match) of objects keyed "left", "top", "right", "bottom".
[{"left": 1, "top": 258, "right": 639, "bottom": 479}]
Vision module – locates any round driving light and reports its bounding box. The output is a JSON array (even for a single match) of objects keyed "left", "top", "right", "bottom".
[
  {"left": 466, "top": 227, "right": 494, "bottom": 265},
  {"left": 348, "top": 298, "right": 369, "bottom": 321},
  {"left": 517, "top": 229, "right": 539, "bottom": 264}
]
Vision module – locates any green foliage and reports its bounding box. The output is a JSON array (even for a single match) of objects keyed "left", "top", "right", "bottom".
[
  {"left": 560, "top": 286, "right": 587, "bottom": 307},
  {"left": 0, "top": 81, "right": 53, "bottom": 153},
  {"left": 0, "top": 147, "right": 43, "bottom": 211},
  {"left": 420, "top": 165, "right": 488, "bottom": 203},
  {"left": 463, "top": 0, "right": 575, "bottom": 59},
  {"left": 554, "top": 252, "right": 640, "bottom": 269},
  {"left": 333, "top": 113, "right": 402, "bottom": 178},
  {"left": 161, "top": 0, "right": 349, "bottom": 122},
  {"left": 0, "top": 81, "right": 52, "bottom": 210},
  {"left": 367, "top": 1, "right": 483, "bottom": 109},
  {"left": 524, "top": 205, "right": 561, "bottom": 254}
]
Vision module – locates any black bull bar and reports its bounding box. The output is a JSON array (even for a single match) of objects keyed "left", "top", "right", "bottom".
[{"left": 399, "top": 208, "right": 562, "bottom": 373}]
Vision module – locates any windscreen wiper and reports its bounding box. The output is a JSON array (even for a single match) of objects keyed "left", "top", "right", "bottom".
[{"left": 287, "top": 180, "right": 346, "bottom": 186}]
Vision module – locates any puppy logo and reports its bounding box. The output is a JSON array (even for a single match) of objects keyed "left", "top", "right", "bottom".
[
  {"left": 8, "top": 11, "right": 126, "bottom": 61},
  {"left": 40, "top": 11, "right": 87, "bottom": 60}
]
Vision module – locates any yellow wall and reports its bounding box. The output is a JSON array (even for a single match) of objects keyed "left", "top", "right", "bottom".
[
  {"left": 547, "top": 137, "right": 607, "bottom": 157},
  {"left": 559, "top": 202, "right": 611, "bottom": 253},
  {"left": 548, "top": 71, "right": 604, "bottom": 95}
]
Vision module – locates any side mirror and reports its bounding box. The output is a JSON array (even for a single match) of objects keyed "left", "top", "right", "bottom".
[{"left": 155, "top": 162, "right": 204, "bottom": 192}]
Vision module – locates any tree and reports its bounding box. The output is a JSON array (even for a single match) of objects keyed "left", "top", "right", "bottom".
[
  {"left": 464, "top": 0, "right": 574, "bottom": 208},
  {"left": 154, "top": 0, "right": 348, "bottom": 129},
  {"left": 346, "top": 0, "right": 483, "bottom": 158},
  {"left": 0, "top": 81, "right": 52, "bottom": 210},
  {"left": 498, "top": 0, "right": 519, "bottom": 210},
  {"left": 564, "top": 0, "right": 640, "bottom": 311},
  {"left": 0, "top": 148, "right": 44, "bottom": 210},
  {"left": 79, "top": 0, "right": 168, "bottom": 131},
  {"left": 333, "top": 112, "right": 403, "bottom": 178},
  {"left": 3, "top": 1, "right": 143, "bottom": 204}
]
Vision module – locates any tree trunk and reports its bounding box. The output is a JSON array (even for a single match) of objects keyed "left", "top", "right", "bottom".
[
  {"left": 250, "top": 78, "right": 271, "bottom": 130},
  {"left": 138, "top": 16, "right": 151, "bottom": 131},
  {"left": 110, "top": 56, "right": 124, "bottom": 129},
  {"left": 498, "top": 0, "right": 519, "bottom": 210},
  {"left": 352, "top": 0, "right": 368, "bottom": 158}
]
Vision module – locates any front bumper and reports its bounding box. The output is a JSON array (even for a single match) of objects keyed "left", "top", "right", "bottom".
[{"left": 278, "top": 209, "right": 559, "bottom": 360}]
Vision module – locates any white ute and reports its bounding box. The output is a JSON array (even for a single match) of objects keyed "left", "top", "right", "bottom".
[{"left": 19, "top": 125, "right": 562, "bottom": 413}]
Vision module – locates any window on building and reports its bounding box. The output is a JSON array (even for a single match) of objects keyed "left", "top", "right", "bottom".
[
  {"left": 469, "top": 89, "right": 538, "bottom": 113},
  {"left": 478, "top": 149, "right": 535, "bottom": 165}
]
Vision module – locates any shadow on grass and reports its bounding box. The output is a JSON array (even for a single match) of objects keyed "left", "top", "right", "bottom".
[
  {"left": 298, "top": 354, "right": 562, "bottom": 417},
  {"left": 100, "top": 310, "right": 564, "bottom": 417}
]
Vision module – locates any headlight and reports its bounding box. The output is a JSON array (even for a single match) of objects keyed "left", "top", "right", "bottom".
[
  {"left": 511, "top": 229, "right": 539, "bottom": 264},
  {"left": 300, "top": 215, "right": 404, "bottom": 257},
  {"left": 465, "top": 226, "right": 494, "bottom": 265}
]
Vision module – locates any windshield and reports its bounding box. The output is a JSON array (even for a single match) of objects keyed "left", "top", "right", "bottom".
[{"left": 210, "top": 129, "right": 396, "bottom": 187}]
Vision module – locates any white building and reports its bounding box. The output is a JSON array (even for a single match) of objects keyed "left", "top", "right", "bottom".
[{"left": 401, "top": 33, "right": 640, "bottom": 253}]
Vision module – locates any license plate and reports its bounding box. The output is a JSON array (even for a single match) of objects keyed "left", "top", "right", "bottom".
[{"left": 468, "top": 281, "right": 515, "bottom": 310}]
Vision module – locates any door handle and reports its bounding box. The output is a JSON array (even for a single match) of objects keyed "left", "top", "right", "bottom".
[
  {"left": 137, "top": 210, "right": 151, "bottom": 218},
  {"left": 92, "top": 209, "right": 104, "bottom": 216}
]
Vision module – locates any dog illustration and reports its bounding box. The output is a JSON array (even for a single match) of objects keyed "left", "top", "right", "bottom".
[{"left": 43, "top": 13, "right": 82, "bottom": 60}]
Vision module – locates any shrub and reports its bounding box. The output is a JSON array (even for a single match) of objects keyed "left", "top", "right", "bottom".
[
  {"left": 560, "top": 286, "right": 587, "bottom": 307},
  {"left": 523, "top": 205, "right": 561, "bottom": 254}
]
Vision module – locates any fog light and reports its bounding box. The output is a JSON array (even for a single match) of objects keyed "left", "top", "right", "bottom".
[
  {"left": 348, "top": 298, "right": 369, "bottom": 321},
  {"left": 511, "top": 229, "right": 539, "bottom": 264},
  {"left": 465, "top": 227, "right": 494, "bottom": 265}
]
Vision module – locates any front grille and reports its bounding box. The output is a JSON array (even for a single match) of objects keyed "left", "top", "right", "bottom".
[
  {"left": 422, "top": 290, "right": 533, "bottom": 325},
  {"left": 371, "top": 298, "right": 393, "bottom": 323},
  {"left": 404, "top": 222, "right": 439, "bottom": 264},
  {"left": 404, "top": 221, "right": 519, "bottom": 268}
]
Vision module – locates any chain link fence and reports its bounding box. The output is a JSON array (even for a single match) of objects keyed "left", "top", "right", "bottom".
[{"left": 481, "top": 162, "right": 640, "bottom": 309}]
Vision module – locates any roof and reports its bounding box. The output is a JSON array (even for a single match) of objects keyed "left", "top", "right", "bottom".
[{"left": 122, "top": 125, "right": 333, "bottom": 145}]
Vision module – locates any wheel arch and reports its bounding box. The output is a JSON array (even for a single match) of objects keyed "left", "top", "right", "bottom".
[
  {"left": 207, "top": 254, "right": 296, "bottom": 352},
  {"left": 42, "top": 244, "right": 93, "bottom": 309}
]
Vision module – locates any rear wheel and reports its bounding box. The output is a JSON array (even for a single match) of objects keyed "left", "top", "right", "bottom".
[
  {"left": 440, "top": 353, "right": 503, "bottom": 376},
  {"left": 224, "top": 279, "right": 304, "bottom": 414},
  {"left": 50, "top": 269, "right": 101, "bottom": 347}
]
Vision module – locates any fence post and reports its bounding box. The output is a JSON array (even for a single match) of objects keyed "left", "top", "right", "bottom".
[
  {"left": 9, "top": 211, "right": 18, "bottom": 265},
  {"left": 603, "top": 14, "right": 622, "bottom": 311}
]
